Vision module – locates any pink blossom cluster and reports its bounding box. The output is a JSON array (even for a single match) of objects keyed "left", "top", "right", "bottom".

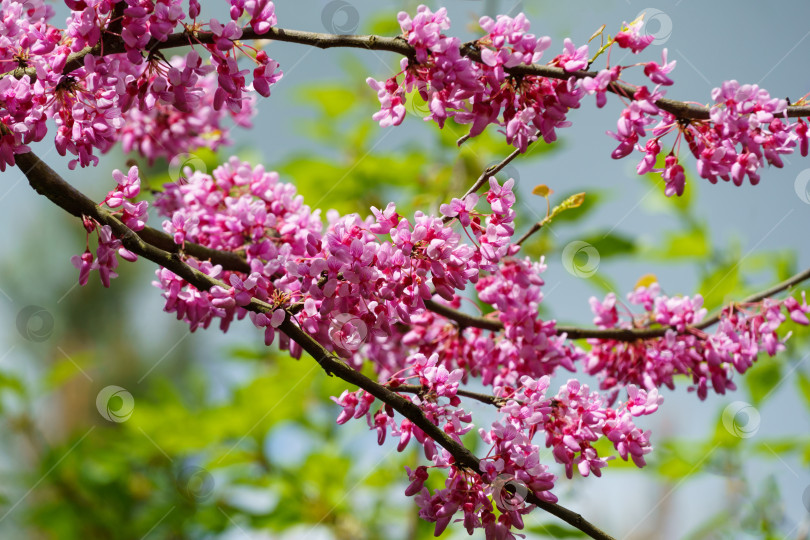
[
  {"left": 152, "top": 157, "right": 321, "bottom": 339},
  {"left": 358, "top": 187, "right": 581, "bottom": 390},
  {"left": 71, "top": 165, "right": 144, "bottom": 287},
  {"left": 475, "top": 257, "right": 582, "bottom": 385},
  {"left": 13, "top": 3, "right": 808, "bottom": 538},
  {"left": 144, "top": 156, "right": 610, "bottom": 539},
  {"left": 150, "top": 159, "right": 526, "bottom": 365},
  {"left": 64, "top": 154, "right": 806, "bottom": 539},
  {"left": 368, "top": 6, "right": 585, "bottom": 152},
  {"left": 679, "top": 81, "right": 794, "bottom": 185},
  {"left": 369, "top": 7, "right": 683, "bottom": 157},
  {"left": 587, "top": 283, "right": 810, "bottom": 399},
  {"left": 396, "top": 375, "right": 659, "bottom": 538},
  {"left": 119, "top": 52, "right": 258, "bottom": 164},
  {"left": 0, "top": 0, "right": 279, "bottom": 169},
  {"left": 369, "top": 7, "right": 810, "bottom": 198},
  {"left": 609, "top": 77, "right": 804, "bottom": 197}
]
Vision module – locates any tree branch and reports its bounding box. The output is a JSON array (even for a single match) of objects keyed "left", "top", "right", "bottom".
[
  {"left": 7, "top": 25, "right": 810, "bottom": 120},
  {"left": 393, "top": 384, "right": 510, "bottom": 408},
  {"left": 461, "top": 145, "right": 526, "bottom": 200},
  {"left": 46, "top": 167, "right": 804, "bottom": 345},
  {"left": 424, "top": 263, "right": 810, "bottom": 341},
  {"left": 15, "top": 150, "right": 615, "bottom": 540}
]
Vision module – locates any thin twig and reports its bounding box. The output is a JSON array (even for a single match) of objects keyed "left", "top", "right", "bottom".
[
  {"left": 462, "top": 145, "right": 525, "bottom": 200},
  {"left": 515, "top": 219, "right": 546, "bottom": 246},
  {"left": 393, "top": 384, "right": 510, "bottom": 408}
]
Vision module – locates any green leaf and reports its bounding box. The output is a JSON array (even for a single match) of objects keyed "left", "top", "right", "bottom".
[
  {"left": 0, "top": 370, "right": 25, "bottom": 396},
  {"left": 699, "top": 262, "right": 740, "bottom": 311},
  {"left": 298, "top": 85, "right": 357, "bottom": 119},
  {"left": 658, "top": 227, "right": 709, "bottom": 259},
  {"left": 46, "top": 351, "right": 94, "bottom": 388},
  {"left": 550, "top": 190, "right": 602, "bottom": 223},
  {"left": 228, "top": 347, "right": 271, "bottom": 362},
  {"left": 526, "top": 523, "right": 588, "bottom": 537},
  {"left": 366, "top": 13, "right": 403, "bottom": 36},
  {"left": 652, "top": 439, "right": 716, "bottom": 478},
  {"left": 580, "top": 232, "right": 636, "bottom": 259},
  {"left": 752, "top": 437, "right": 803, "bottom": 455}
]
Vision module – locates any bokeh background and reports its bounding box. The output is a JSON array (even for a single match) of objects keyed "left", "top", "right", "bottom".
[{"left": 0, "top": 1, "right": 808, "bottom": 538}]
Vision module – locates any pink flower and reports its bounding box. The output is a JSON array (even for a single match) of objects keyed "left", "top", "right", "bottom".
[
  {"left": 367, "top": 77, "right": 406, "bottom": 127},
  {"left": 660, "top": 154, "right": 686, "bottom": 197},
  {"left": 71, "top": 250, "right": 95, "bottom": 286},
  {"left": 557, "top": 38, "right": 589, "bottom": 72},
  {"left": 590, "top": 293, "right": 619, "bottom": 328},
  {"left": 397, "top": 5, "right": 451, "bottom": 63},
  {"left": 614, "top": 20, "right": 654, "bottom": 53},
  {"left": 252, "top": 53, "right": 282, "bottom": 97},
  {"left": 331, "top": 390, "right": 359, "bottom": 424},
  {"left": 209, "top": 18, "right": 242, "bottom": 50},
  {"left": 246, "top": 0, "right": 277, "bottom": 34},
  {"left": 250, "top": 308, "right": 286, "bottom": 345},
  {"left": 581, "top": 67, "right": 620, "bottom": 108},
  {"left": 440, "top": 195, "right": 478, "bottom": 227},
  {"left": 644, "top": 48, "right": 676, "bottom": 86}
]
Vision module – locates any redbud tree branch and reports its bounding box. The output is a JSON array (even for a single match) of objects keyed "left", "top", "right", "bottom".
[
  {"left": 425, "top": 261, "right": 810, "bottom": 340},
  {"left": 44, "top": 163, "right": 804, "bottom": 343},
  {"left": 7, "top": 23, "right": 810, "bottom": 342},
  {"left": 458, "top": 145, "right": 526, "bottom": 203},
  {"left": 7, "top": 26, "right": 810, "bottom": 121},
  {"left": 393, "top": 384, "right": 510, "bottom": 408},
  {"left": 14, "top": 151, "right": 616, "bottom": 540}
]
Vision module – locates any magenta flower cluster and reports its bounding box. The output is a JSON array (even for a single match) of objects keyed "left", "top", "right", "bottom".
[
  {"left": 0, "top": 0, "right": 279, "bottom": 170},
  {"left": 587, "top": 283, "right": 810, "bottom": 400},
  {"left": 71, "top": 165, "right": 144, "bottom": 287},
  {"left": 368, "top": 7, "right": 582, "bottom": 151},
  {"left": 368, "top": 6, "right": 809, "bottom": 198},
  {"left": 132, "top": 152, "right": 805, "bottom": 538}
]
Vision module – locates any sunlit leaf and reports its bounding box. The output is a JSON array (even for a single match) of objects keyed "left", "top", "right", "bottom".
[
  {"left": 298, "top": 85, "right": 357, "bottom": 119},
  {"left": 527, "top": 523, "right": 588, "bottom": 537},
  {"left": 588, "top": 24, "right": 606, "bottom": 43},
  {"left": 635, "top": 273, "right": 658, "bottom": 289},
  {"left": 700, "top": 262, "right": 739, "bottom": 311},
  {"left": 580, "top": 232, "right": 636, "bottom": 258}
]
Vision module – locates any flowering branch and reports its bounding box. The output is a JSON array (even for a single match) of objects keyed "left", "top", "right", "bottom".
[
  {"left": 14, "top": 149, "right": 616, "bottom": 540},
  {"left": 425, "top": 264, "right": 810, "bottom": 340},
  {"left": 6, "top": 25, "right": 810, "bottom": 121},
  {"left": 41, "top": 164, "right": 804, "bottom": 344}
]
